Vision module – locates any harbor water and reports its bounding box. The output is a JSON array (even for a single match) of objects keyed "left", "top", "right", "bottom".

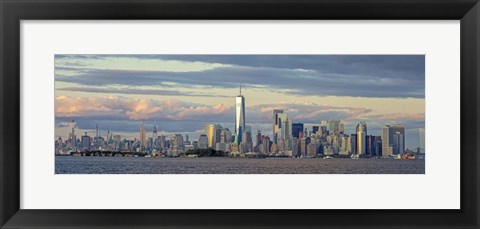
[{"left": 55, "top": 156, "right": 425, "bottom": 174}]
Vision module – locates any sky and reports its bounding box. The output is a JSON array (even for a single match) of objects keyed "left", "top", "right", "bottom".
[{"left": 55, "top": 55, "right": 425, "bottom": 149}]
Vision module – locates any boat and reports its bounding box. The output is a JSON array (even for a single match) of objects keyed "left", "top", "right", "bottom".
[
  {"left": 323, "top": 156, "right": 333, "bottom": 159},
  {"left": 350, "top": 154, "right": 359, "bottom": 159}
]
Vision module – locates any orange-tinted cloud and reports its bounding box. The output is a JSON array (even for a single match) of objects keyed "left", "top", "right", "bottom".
[{"left": 55, "top": 96, "right": 231, "bottom": 121}]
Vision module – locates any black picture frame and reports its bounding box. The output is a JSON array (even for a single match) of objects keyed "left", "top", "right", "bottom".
[{"left": 1, "top": 0, "right": 479, "bottom": 228}]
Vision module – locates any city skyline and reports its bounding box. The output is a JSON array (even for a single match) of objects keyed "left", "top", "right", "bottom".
[{"left": 55, "top": 55, "right": 425, "bottom": 149}]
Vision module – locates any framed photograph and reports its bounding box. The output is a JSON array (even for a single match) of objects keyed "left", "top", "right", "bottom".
[{"left": 1, "top": 0, "right": 479, "bottom": 228}]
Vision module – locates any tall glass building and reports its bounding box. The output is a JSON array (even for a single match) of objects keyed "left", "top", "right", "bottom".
[
  {"left": 235, "top": 86, "right": 245, "bottom": 144},
  {"left": 382, "top": 124, "right": 405, "bottom": 157},
  {"left": 356, "top": 121, "right": 367, "bottom": 155}
]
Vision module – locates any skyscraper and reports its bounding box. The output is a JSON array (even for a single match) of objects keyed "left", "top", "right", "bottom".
[
  {"left": 205, "top": 124, "right": 216, "bottom": 148},
  {"left": 140, "top": 121, "right": 146, "bottom": 147},
  {"left": 382, "top": 125, "right": 393, "bottom": 157},
  {"left": 106, "top": 129, "right": 111, "bottom": 145},
  {"left": 174, "top": 134, "right": 184, "bottom": 147},
  {"left": 382, "top": 124, "right": 405, "bottom": 157},
  {"left": 235, "top": 85, "right": 246, "bottom": 144},
  {"left": 81, "top": 131, "right": 91, "bottom": 150},
  {"left": 356, "top": 121, "right": 367, "bottom": 155},
  {"left": 292, "top": 123, "right": 304, "bottom": 139},
  {"left": 95, "top": 123, "right": 99, "bottom": 139},
  {"left": 350, "top": 133, "right": 358, "bottom": 154},
  {"left": 222, "top": 128, "right": 232, "bottom": 143},
  {"left": 198, "top": 134, "right": 208, "bottom": 149},
  {"left": 70, "top": 120, "right": 77, "bottom": 146},
  {"left": 256, "top": 129, "right": 262, "bottom": 146},
  {"left": 391, "top": 124, "right": 405, "bottom": 154},
  {"left": 261, "top": 135, "right": 271, "bottom": 154},
  {"left": 280, "top": 116, "right": 292, "bottom": 142},
  {"left": 419, "top": 128, "right": 425, "bottom": 154},
  {"left": 272, "top": 110, "right": 292, "bottom": 148},
  {"left": 272, "top": 109, "right": 284, "bottom": 143},
  {"left": 366, "top": 135, "right": 377, "bottom": 156},
  {"left": 214, "top": 124, "right": 223, "bottom": 147},
  {"left": 152, "top": 122, "right": 158, "bottom": 140}
]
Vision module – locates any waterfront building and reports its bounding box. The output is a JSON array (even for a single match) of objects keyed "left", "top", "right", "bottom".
[
  {"left": 70, "top": 120, "right": 77, "bottom": 148},
  {"left": 81, "top": 132, "right": 90, "bottom": 150},
  {"left": 391, "top": 125, "right": 405, "bottom": 154},
  {"left": 220, "top": 128, "right": 231, "bottom": 143},
  {"left": 244, "top": 127, "right": 254, "bottom": 152},
  {"left": 261, "top": 135, "right": 271, "bottom": 154},
  {"left": 272, "top": 110, "right": 293, "bottom": 149},
  {"left": 215, "top": 142, "right": 227, "bottom": 152},
  {"left": 393, "top": 130, "right": 404, "bottom": 154},
  {"left": 272, "top": 109, "right": 284, "bottom": 143},
  {"left": 152, "top": 122, "right": 158, "bottom": 143},
  {"left": 235, "top": 85, "right": 246, "bottom": 144},
  {"left": 341, "top": 135, "right": 351, "bottom": 155},
  {"left": 157, "top": 135, "right": 166, "bottom": 151},
  {"left": 184, "top": 145, "right": 195, "bottom": 151},
  {"left": 419, "top": 128, "right": 425, "bottom": 154},
  {"left": 382, "top": 126, "right": 393, "bottom": 157},
  {"left": 323, "top": 146, "right": 334, "bottom": 156},
  {"left": 205, "top": 124, "right": 215, "bottom": 148},
  {"left": 205, "top": 124, "right": 222, "bottom": 148},
  {"left": 281, "top": 116, "right": 293, "bottom": 142},
  {"left": 198, "top": 134, "right": 208, "bottom": 149},
  {"left": 300, "top": 137, "right": 311, "bottom": 157},
  {"left": 356, "top": 121, "right": 367, "bottom": 155},
  {"left": 291, "top": 138, "right": 299, "bottom": 156},
  {"left": 114, "top": 135, "right": 123, "bottom": 150},
  {"left": 192, "top": 141, "right": 198, "bottom": 150},
  {"left": 214, "top": 124, "right": 223, "bottom": 148},
  {"left": 140, "top": 121, "right": 147, "bottom": 147},
  {"left": 307, "top": 143, "right": 317, "bottom": 157},
  {"left": 277, "top": 139, "right": 286, "bottom": 152},
  {"left": 375, "top": 138, "right": 382, "bottom": 156},
  {"left": 174, "top": 134, "right": 184, "bottom": 147},
  {"left": 366, "top": 135, "right": 376, "bottom": 156},
  {"left": 382, "top": 124, "right": 405, "bottom": 157},
  {"left": 270, "top": 143, "right": 278, "bottom": 154},
  {"left": 106, "top": 129, "right": 111, "bottom": 145},
  {"left": 95, "top": 123, "right": 99, "bottom": 140},
  {"left": 255, "top": 129, "right": 262, "bottom": 146},
  {"left": 350, "top": 133, "right": 358, "bottom": 154}
]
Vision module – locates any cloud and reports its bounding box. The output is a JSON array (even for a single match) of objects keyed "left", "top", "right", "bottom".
[
  {"left": 57, "top": 86, "right": 226, "bottom": 97},
  {"left": 55, "top": 96, "right": 233, "bottom": 122},
  {"left": 55, "top": 96, "right": 374, "bottom": 132},
  {"left": 55, "top": 55, "right": 425, "bottom": 98}
]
